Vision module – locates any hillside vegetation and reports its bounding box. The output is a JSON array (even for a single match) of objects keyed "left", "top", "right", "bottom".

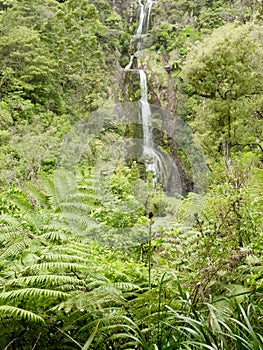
[{"left": 0, "top": 0, "right": 262, "bottom": 349}]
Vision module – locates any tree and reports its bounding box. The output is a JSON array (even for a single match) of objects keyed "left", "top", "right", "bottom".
[
  {"left": 0, "top": 25, "right": 62, "bottom": 115},
  {"left": 181, "top": 23, "right": 263, "bottom": 166},
  {"left": 50, "top": 0, "right": 107, "bottom": 113}
]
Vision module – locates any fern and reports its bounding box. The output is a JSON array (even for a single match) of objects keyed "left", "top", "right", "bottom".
[
  {"left": 41, "top": 230, "right": 66, "bottom": 242},
  {"left": 0, "top": 215, "right": 22, "bottom": 231},
  {"left": 52, "top": 244, "right": 92, "bottom": 257},
  {"left": 8, "top": 275, "right": 86, "bottom": 288},
  {"left": 54, "top": 169, "right": 78, "bottom": 204},
  {"left": 0, "top": 305, "right": 44, "bottom": 323},
  {"left": 28, "top": 261, "right": 89, "bottom": 271},
  {"left": 24, "top": 181, "right": 49, "bottom": 209},
  {"left": 40, "top": 253, "right": 88, "bottom": 263},
  {"left": 0, "top": 240, "right": 28, "bottom": 258},
  {"left": 10, "top": 196, "right": 42, "bottom": 230},
  {"left": 0, "top": 288, "right": 70, "bottom": 300},
  {"left": 39, "top": 173, "right": 62, "bottom": 210}
]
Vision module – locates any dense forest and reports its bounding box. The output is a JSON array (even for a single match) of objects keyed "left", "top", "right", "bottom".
[{"left": 0, "top": 0, "right": 262, "bottom": 349}]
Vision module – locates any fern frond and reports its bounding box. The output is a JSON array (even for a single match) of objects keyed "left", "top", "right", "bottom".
[
  {"left": 42, "top": 231, "right": 66, "bottom": 242},
  {"left": 60, "top": 200, "right": 89, "bottom": 212},
  {"left": 63, "top": 242, "right": 93, "bottom": 254},
  {"left": 68, "top": 191, "right": 102, "bottom": 204},
  {"left": 92, "top": 282, "right": 141, "bottom": 293},
  {"left": 0, "top": 241, "right": 27, "bottom": 258},
  {"left": 54, "top": 170, "right": 77, "bottom": 202},
  {"left": 108, "top": 282, "right": 142, "bottom": 292},
  {"left": 8, "top": 274, "right": 86, "bottom": 288},
  {"left": 0, "top": 215, "right": 22, "bottom": 231},
  {"left": 28, "top": 261, "right": 88, "bottom": 271},
  {"left": 52, "top": 247, "right": 89, "bottom": 258},
  {"left": 9, "top": 197, "right": 44, "bottom": 231},
  {"left": 41, "top": 253, "right": 88, "bottom": 263},
  {"left": 41, "top": 220, "right": 71, "bottom": 232},
  {"left": 24, "top": 181, "right": 49, "bottom": 209},
  {"left": 39, "top": 174, "right": 60, "bottom": 210},
  {"left": 59, "top": 207, "right": 93, "bottom": 224},
  {"left": 0, "top": 231, "right": 21, "bottom": 243},
  {"left": 0, "top": 305, "right": 44, "bottom": 323},
  {"left": 0, "top": 288, "right": 70, "bottom": 300}
]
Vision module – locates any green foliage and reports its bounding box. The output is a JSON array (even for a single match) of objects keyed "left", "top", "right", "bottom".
[
  {"left": 181, "top": 23, "right": 263, "bottom": 161},
  {"left": 0, "top": 0, "right": 262, "bottom": 348},
  {"left": 51, "top": 0, "right": 107, "bottom": 112},
  {"left": 0, "top": 26, "right": 60, "bottom": 112},
  {"left": 0, "top": 169, "right": 260, "bottom": 348}
]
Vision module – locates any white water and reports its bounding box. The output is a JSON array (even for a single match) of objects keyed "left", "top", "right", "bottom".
[
  {"left": 124, "top": 55, "right": 134, "bottom": 70},
  {"left": 135, "top": 2, "right": 160, "bottom": 182},
  {"left": 136, "top": 0, "right": 153, "bottom": 35},
  {"left": 122, "top": 0, "right": 186, "bottom": 193},
  {"left": 139, "top": 70, "right": 152, "bottom": 147},
  {"left": 125, "top": 0, "right": 164, "bottom": 184},
  {"left": 136, "top": 0, "right": 145, "bottom": 35},
  {"left": 136, "top": 0, "right": 153, "bottom": 51},
  {"left": 139, "top": 69, "right": 163, "bottom": 182},
  {"left": 145, "top": 1, "right": 153, "bottom": 33},
  {"left": 125, "top": 0, "right": 154, "bottom": 68}
]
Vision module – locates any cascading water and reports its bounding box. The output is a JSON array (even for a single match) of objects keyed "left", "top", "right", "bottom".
[
  {"left": 136, "top": 0, "right": 153, "bottom": 36},
  {"left": 139, "top": 70, "right": 160, "bottom": 181},
  {"left": 124, "top": 0, "right": 182, "bottom": 191},
  {"left": 136, "top": 0, "right": 145, "bottom": 35},
  {"left": 125, "top": 0, "right": 153, "bottom": 70},
  {"left": 125, "top": 0, "right": 163, "bottom": 184}
]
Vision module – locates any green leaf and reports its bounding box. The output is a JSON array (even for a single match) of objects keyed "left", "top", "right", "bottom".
[{"left": 0, "top": 305, "right": 44, "bottom": 323}]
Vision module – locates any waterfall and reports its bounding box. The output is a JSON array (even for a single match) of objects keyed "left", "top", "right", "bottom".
[
  {"left": 136, "top": 0, "right": 145, "bottom": 35},
  {"left": 136, "top": 1, "right": 160, "bottom": 182},
  {"left": 136, "top": 0, "right": 153, "bottom": 35},
  {"left": 135, "top": 0, "right": 153, "bottom": 51},
  {"left": 124, "top": 54, "right": 134, "bottom": 70},
  {"left": 139, "top": 70, "right": 163, "bottom": 182},
  {"left": 125, "top": 0, "right": 166, "bottom": 184},
  {"left": 145, "top": 1, "right": 153, "bottom": 33},
  {"left": 124, "top": 0, "right": 154, "bottom": 65}
]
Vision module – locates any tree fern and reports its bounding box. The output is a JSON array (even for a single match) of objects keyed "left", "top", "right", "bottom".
[
  {"left": 0, "top": 305, "right": 44, "bottom": 323},
  {"left": 8, "top": 274, "right": 86, "bottom": 288},
  {"left": 10, "top": 195, "right": 42, "bottom": 230},
  {"left": 40, "top": 253, "right": 88, "bottom": 263},
  {"left": 26, "top": 261, "right": 89, "bottom": 272},
  {"left": 24, "top": 181, "right": 50, "bottom": 209},
  {"left": 0, "top": 288, "right": 70, "bottom": 300},
  {"left": 0, "top": 240, "right": 28, "bottom": 259}
]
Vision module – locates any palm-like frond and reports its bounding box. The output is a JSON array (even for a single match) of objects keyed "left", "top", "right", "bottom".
[
  {"left": 24, "top": 181, "right": 49, "bottom": 209},
  {"left": 39, "top": 173, "right": 62, "bottom": 210},
  {"left": 0, "top": 305, "right": 44, "bottom": 323},
  {"left": 10, "top": 195, "right": 42, "bottom": 230},
  {"left": 40, "top": 253, "right": 88, "bottom": 263},
  {"left": 0, "top": 240, "right": 28, "bottom": 258},
  {"left": 27, "top": 261, "right": 89, "bottom": 272},
  {"left": 0, "top": 215, "right": 22, "bottom": 231},
  {"left": 0, "top": 288, "right": 70, "bottom": 300},
  {"left": 8, "top": 274, "right": 86, "bottom": 289}
]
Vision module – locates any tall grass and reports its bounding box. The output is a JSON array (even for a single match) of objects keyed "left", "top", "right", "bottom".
[{"left": 102, "top": 275, "right": 263, "bottom": 349}]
